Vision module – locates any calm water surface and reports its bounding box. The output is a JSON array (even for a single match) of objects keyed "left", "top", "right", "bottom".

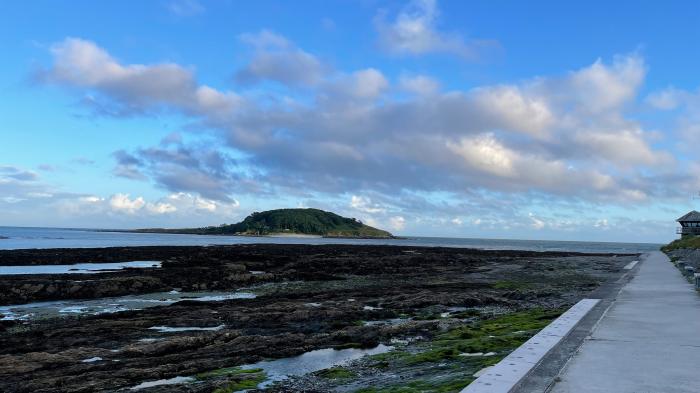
[
  {"left": 0, "top": 289, "right": 256, "bottom": 321},
  {"left": 0, "top": 226, "right": 660, "bottom": 253},
  {"left": 0, "top": 261, "right": 161, "bottom": 275},
  {"left": 241, "top": 344, "right": 394, "bottom": 388}
]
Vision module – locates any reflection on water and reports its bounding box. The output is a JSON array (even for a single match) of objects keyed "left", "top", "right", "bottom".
[
  {"left": 129, "top": 376, "right": 195, "bottom": 391},
  {"left": 148, "top": 324, "right": 225, "bottom": 333},
  {"left": 0, "top": 290, "right": 256, "bottom": 321},
  {"left": 363, "top": 318, "right": 410, "bottom": 327},
  {"left": 241, "top": 344, "right": 393, "bottom": 388},
  {"left": 0, "top": 261, "right": 161, "bottom": 275}
]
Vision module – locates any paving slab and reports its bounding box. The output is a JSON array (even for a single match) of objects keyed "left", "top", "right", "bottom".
[{"left": 550, "top": 251, "right": 700, "bottom": 393}]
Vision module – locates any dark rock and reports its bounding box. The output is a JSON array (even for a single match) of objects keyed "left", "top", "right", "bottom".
[{"left": 0, "top": 244, "right": 637, "bottom": 393}]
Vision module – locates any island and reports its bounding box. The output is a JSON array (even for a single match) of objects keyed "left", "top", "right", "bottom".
[{"left": 127, "top": 208, "right": 395, "bottom": 238}]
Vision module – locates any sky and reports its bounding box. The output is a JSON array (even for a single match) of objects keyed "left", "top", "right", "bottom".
[{"left": 2, "top": 0, "right": 700, "bottom": 243}]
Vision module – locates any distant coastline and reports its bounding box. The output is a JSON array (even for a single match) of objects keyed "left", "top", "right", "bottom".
[
  {"left": 0, "top": 227, "right": 662, "bottom": 252},
  {"left": 98, "top": 228, "right": 400, "bottom": 240}
]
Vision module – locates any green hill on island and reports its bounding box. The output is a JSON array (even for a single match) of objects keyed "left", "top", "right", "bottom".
[{"left": 133, "top": 208, "right": 394, "bottom": 238}]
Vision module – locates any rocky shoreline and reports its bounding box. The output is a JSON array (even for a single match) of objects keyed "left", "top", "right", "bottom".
[{"left": 0, "top": 244, "right": 638, "bottom": 392}]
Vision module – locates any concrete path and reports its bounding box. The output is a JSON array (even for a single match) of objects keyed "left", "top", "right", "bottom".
[{"left": 551, "top": 251, "right": 700, "bottom": 393}]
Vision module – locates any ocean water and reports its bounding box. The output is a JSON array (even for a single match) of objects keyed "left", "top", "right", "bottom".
[{"left": 0, "top": 226, "right": 660, "bottom": 254}]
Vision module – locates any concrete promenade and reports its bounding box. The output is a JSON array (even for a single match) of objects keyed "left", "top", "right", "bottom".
[{"left": 551, "top": 251, "right": 700, "bottom": 393}]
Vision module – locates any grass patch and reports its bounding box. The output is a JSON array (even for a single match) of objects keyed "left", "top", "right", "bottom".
[
  {"left": 212, "top": 376, "right": 265, "bottom": 393},
  {"left": 196, "top": 366, "right": 264, "bottom": 379},
  {"left": 196, "top": 367, "right": 267, "bottom": 393},
  {"left": 356, "top": 308, "right": 563, "bottom": 393},
  {"left": 662, "top": 236, "right": 700, "bottom": 252},
  {"left": 317, "top": 367, "right": 356, "bottom": 379},
  {"left": 401, "top": 308, "right": 562, "bottom": 365},
  {"left": 355, "top": 376, "right": 475, "bottom": 393}
]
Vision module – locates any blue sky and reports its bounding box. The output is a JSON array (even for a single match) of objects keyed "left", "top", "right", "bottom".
[{"left": 2, "top": 0, "right": 700, "bottom": 243}]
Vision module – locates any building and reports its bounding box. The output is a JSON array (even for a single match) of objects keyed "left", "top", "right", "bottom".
[{"left": 677, "top": 210, "right": 700, "bottom": 236}]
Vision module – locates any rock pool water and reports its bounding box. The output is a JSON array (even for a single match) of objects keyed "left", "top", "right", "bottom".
[
  {"left": 0, "top": 261, "right": 161, "bottom": 275},
  {"left": 129, "top": 376, "right": 195, "bottom": 390},
  {"left": 0, "top": 290, "right": 256, "bottom": 321},
  {"left": 148, "top": 325, "right": 225, "bottom": 333},
  {"left": 241, "top": 344, "right": 393, "bottom": 388}
]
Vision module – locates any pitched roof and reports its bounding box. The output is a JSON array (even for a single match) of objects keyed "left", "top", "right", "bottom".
[{"left": 678, "top": 210, "right": 700, "bottom": 222}]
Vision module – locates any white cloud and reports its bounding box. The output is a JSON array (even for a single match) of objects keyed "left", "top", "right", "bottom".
[
  {"left": 646, "top": 87, "right": 685, "bottom": 110},
  {"left": 323, "top": 68, "right": 389, "bottom": 101},
  {"left": 146, "top": 202, "right": 177, "bottom": 214},
  {"left": 399, "top": 74, "right": 440, "bottom": 96},
  {"left": 375, "top": 0, "right": 497, "bottom": 59},
  {"left": 447, "top": 134, "right": 515, "bottom": 178},
  {"left": 195, "top": 197, "right": 217, "bottom": 212},
  {"left": 451, "top": 217, "right": 462, "bottom": 225},
  {"left": 166, "top": 192, "right": 239, "bottom": 213},
  {"left": 389, "top": 216, "right": 406, "bottom": 231},
  {"left": 64, "top": 192, "right": 239, "bottom": 219},
  {"left": 43, "top": 38, "right": 240, "bottom": 116},
  {"left": 594, "top": 218, "right": 609, "bottom": 228},
  {"left": 573, "top": 127, "right": 670, "bottom": 166},
  {"left": 109, "top": 193, "right": 145, "bottom": 214},
  {"left": 470, "top": 86, "right": 554, "bottom": 137},
  {"left": 350, "top": 195, "right": 386, "bottom": 214},
  {"left": 528, "top": 213, "right": 545, "bottom": 230},
  {"left": 41, "top": 39, "right": 684, "bottom": 208},
  {"left": 80, "top": 196, "right": 102, "bottom": 203},
  {"left": 107, "top": 194, "right": 177, "bottom": 215},
  {"left": 567, "top": 55, "right": 645, "bottom": 113},
  {"left": 239, "top": 29, "right": 290, "bottom": 48}
]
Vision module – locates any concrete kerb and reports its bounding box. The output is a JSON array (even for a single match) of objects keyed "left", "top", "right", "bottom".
[
  {"left": 511, "top": 252, "right": 645, "bottom": 393},
  {"left": 460, "top": 254, "right": 645, "bottom": 393}
]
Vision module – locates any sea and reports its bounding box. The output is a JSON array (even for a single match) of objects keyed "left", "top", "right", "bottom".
[{"left": 0, "top": 226, "right": 661, "bottom": 254}]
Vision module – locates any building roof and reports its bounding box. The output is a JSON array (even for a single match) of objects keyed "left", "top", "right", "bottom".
[{"left": 677, "top": 210, "right": 700, "bottom": 222}]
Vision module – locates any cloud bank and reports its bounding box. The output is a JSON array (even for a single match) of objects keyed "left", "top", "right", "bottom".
[{"left": 26, "top": 22, "right": 698, "bottom": 240}]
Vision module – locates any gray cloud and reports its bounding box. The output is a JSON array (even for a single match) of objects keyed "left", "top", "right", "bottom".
[
  {"left": 0, "top": 166, "right": 39, "bottom": 181},
  {"left": 39, "top": 36, "right": 693, "bottom": 215},
  {"left": 112, "top": 139, "right": 245, "bottom": 202},
  {"left": 235, "top": 30, "right": 328, "bottom": 87}
]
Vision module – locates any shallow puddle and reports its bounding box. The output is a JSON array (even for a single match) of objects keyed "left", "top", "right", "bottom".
[
  {"left": 241, "top": 344, "right": 393, "bottom": 388},
  {"left": 0, "top": 290, "right": 256, "bottom": 321},
  {"left": 363, "top": 318, "right": 410, "bottom": 327},
  {"left": 129, "top": 376, "right": 195, "bottom": 390},
  {"left": 148, "top": 325, "right": 225, "bottom": 333},
  {"left": 0, "top": 261, "right": 161, "bottom": 275}
]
